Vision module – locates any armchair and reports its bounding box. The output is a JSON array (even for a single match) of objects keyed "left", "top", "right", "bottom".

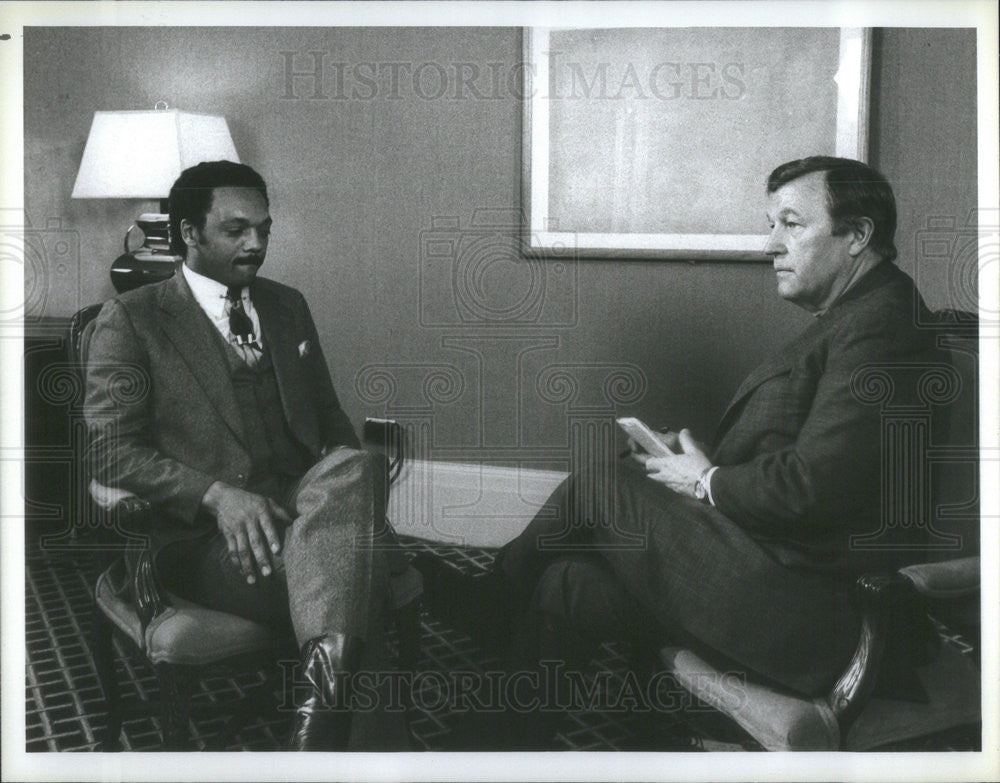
[
  {"left": 657, "top": 310, "right": 981, "bottom": 750},
  {"left": 71, "top": 304, "right": 423, "bottom": 750}
]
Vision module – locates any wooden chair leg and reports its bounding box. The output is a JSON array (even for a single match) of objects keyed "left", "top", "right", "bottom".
[
  {"left": 91, "top": 603, "right": 122, "bottom": 750},
  {"left": 155, "top": 664, "right": 193, "bottom": 750}
]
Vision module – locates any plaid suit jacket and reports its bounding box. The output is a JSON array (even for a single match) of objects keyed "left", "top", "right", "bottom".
[
  {"left": 84, "top": 270, "right": 359, "bottom": 545},
  {"left": 708, "top": 261, "right": 937, "bottom": 571}
]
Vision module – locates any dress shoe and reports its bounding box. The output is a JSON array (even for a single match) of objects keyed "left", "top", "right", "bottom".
[
  {"left": 288, "top": 633, "right": 364, "bottom": 751},
  {"left": 412, "top": 553, "right": 513, "bottom": 653}
]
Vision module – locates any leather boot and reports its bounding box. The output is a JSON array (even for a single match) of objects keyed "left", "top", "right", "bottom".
[{"left": 288, "top": 633, "right": 365, "bottom": 751}]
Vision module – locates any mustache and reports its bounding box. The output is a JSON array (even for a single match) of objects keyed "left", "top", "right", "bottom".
[{"left": 233, "top": 256, "right": 263, "bottom": 266}]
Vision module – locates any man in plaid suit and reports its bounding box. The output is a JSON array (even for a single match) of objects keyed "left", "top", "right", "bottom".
[{"left": 417, "top": 157, "right": 938, "bottom": 739}]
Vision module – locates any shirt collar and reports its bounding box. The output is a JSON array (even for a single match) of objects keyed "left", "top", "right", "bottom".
[{"left": 181, "top": 263, "right": 247, "bottom": 321}]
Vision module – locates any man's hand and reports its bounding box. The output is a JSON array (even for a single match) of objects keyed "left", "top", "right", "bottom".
[
  {"left": 626, "top": 429, "right": 680, "bottom": 456},
  {"left": 630, "top": 429, "right": 713, "bottom": 498},
  {"left": 201, "top": 482, "right": 293, "bottom": 583}
]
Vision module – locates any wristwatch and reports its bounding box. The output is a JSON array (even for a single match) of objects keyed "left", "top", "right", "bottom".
[{"left": 693, "top": 467, "right": 712, "bottom": 502}]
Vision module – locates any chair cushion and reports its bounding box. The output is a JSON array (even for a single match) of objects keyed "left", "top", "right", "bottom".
[
  {"left": 96, "top": 562, "right": 275, "bottom": 665},
  {"left": 899, "top": 557, "right": 980, "bottom": 599},
  {"left": 659, "top": 646, "right": 840, "bottom": 750},
  {"left": 144, "top": 594, "right": 275, "bottom": 665},
  {"left": 659, "top": 639, "right": 981, "bottom": 751},
  {"left": 98, "top": 565, "right": 420, "bottom": 667}
]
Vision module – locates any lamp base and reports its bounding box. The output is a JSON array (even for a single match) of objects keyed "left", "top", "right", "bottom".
[{"left": 110, "top": 251, "right": 179, "bottom": 293}]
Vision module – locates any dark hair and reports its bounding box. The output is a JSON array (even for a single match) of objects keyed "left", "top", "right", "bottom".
[
  {"left": 168, "top": 161, "right": 269, "bottom": 257},
  {"left": 767, "top": 156, "right": 897, "bottom": 263}
]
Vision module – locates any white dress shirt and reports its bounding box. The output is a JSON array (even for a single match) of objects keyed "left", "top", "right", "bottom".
[
  {"left": 181, "top": 263, "right": 264, "bottom": 365},
  {"left": 704, "top": 466, "right": 719, "bottom": 506}
]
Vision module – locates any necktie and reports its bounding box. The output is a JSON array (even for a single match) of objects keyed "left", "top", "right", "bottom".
[
  {"left": 226, "top": 286, "right": 256, "bottom": 345},
  {"left": 226, "top": 286, "right": 261, "bottom": 367}
]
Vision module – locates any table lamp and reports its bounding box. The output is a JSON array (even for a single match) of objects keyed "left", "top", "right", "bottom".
[{"left": 71, "top": 102, "right": 240, "bottom": 292}]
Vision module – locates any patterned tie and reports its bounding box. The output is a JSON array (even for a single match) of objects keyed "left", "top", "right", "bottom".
[{"left": 226, "top": 286, "right": 261, "bottom": 367}]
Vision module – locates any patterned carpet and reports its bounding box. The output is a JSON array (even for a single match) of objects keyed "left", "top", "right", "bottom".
[{"left": 25, "top": 532, "right": 980, "bottom": 752}]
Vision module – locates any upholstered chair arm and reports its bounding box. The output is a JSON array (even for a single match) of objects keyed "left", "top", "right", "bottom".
[
  {"left": 826, "top": 572, "right": 927, "bottom": 739},
  {"left": 899, "top": 557, "right": 980, "bottom": 600},
  {"left": 89, "top": 479, "right": 141, "bottom": 511},
  {"left": 128, "top": 545, "right": 169, "bottom": 630},
  {"left": 90, "top": 481, "right": 171, "bottom": 630}
]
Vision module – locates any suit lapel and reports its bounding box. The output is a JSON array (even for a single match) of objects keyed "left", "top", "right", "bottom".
[
  {"left": 728, "top": 354, "right": 791, "bottom": 410},
  {"left": 711, "top": 353, "right": 792, "bottom": 446},
  {"left": 157, "top": 272, "right": 246, "bottom": 444},
  {"left": 714, "top": 263, "right": 901, "bottom": 439},
  {"left": 252, "top": 283, "right": 320, "bottom": 456},
  {"left": 711, "top": 319, "right": 826, "bottom": 447},
  {"left": 712, "top": 263, "right": 904, "bottom": 452}
]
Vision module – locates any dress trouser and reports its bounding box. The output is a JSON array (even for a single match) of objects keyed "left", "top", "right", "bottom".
[
  {"left": 497, "top": 458, "right": 862, "bottom": 697},
  {"left": 158, "top": 447, "right": 409, "bottom": 749},
  {"left": 162, "top": 447, "right": 388, "bottom": 643}
]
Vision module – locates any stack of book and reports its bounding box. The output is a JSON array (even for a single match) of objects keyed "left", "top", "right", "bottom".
[{"left": 132, "top": 213, "right": 180, "bottom": 262}]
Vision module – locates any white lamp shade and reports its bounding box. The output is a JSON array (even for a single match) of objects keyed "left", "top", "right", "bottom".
[{"left": 72, "top": 110, "right": 240, "bottom": 199}]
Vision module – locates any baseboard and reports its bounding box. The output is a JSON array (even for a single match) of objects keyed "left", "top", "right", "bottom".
[{"left": 388, "top": 459, "right": 567, "bottom": 548}]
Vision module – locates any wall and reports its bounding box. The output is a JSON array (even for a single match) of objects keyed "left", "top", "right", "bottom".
[
  {"left": 873, "top": 28, "right": 978, "bottom": 313},
  {"left": 24, "top": 27, "right": 978, "bottom": 466}
]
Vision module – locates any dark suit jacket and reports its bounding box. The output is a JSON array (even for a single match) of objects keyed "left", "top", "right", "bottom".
[
  {"left": 85, "top": 270, "right": 359, "bottom": 545},
  {"left": 615, "top": 261, "right": 941, "bottom": 694},
  {"left": 709, "top": 261, "right": 937, "bottom": 572}
]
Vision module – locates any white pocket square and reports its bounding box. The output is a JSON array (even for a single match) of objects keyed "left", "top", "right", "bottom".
[{"left": 298, "top": 340, "right": 311, "bottom": 358}]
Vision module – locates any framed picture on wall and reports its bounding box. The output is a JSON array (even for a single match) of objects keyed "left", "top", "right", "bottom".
[{"left": 523, "top": 27, "right": 873, "bottom": 260}]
